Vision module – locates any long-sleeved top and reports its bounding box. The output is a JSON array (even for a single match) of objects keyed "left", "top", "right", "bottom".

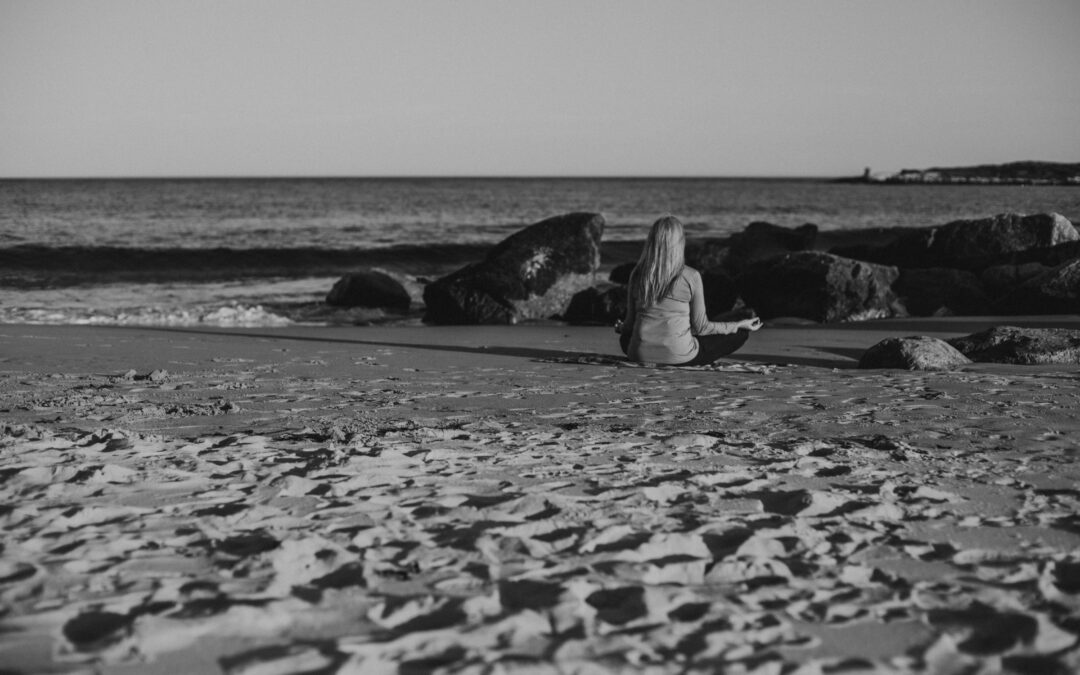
[{"left": 622, "top": 266, "right": 740, "bottom": 365}]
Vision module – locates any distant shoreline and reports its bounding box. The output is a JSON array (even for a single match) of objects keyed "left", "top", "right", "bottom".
[{"left": 834, "top": 160, "right": 1080, "bottom": 186}]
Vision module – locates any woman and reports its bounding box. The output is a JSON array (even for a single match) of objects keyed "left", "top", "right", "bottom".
[{"left": 618, "top": 216, "right": 761, "bottom": 366}]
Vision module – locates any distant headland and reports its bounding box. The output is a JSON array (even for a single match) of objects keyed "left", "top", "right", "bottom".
[{"left": 835, "top": 160, "right": 1080, "bottom": 185}]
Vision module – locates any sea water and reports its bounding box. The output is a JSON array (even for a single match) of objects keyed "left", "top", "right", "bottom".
[{"left": 1, "top": 177, "right": 1077, "bottom": 326}]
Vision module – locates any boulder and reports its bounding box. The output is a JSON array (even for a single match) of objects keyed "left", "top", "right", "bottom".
[
  {"left": 829, "top": 228, "right": 934, "bottom": 269},
  {"left": 858, "top": 336, "right": 972, "bottom": 370},
  {"left": 948, "top": 325, "right": 1080, "bottom": 365},
  {"left": 929, "top": 213, "right": 1077, "bottom": 268},
  {"left": 1031, "top": 240, "right": 1080, "bottom": 267},
  {"left": 325, "top": 269, "right": 411, "bottom": 310},
  {"left": 609, "top": 262, "right": 636, "bottom": 285},
  {"left": 562, "top": 284, "right": 628, "bottom": 325},
  {"left": 832, "top": 213, "right": 1077, "bottom": 270},
  {"left": 738, "top": 252, "right": 904, "bottom": 323},
  {"left": 423, "top": 213, "right": 604, "bottom": 325},
  {"left": 894, "top": 268, "right": 990, "bottom": 316},
  {"left": 997, "top": 259, "right": 1080, "bottom": 314},
  {"left": 980, "top": 262, "right": 1052, "bottom": 296},
  {"left": 724, "top": 222, "right": 818, "bottom": 277},
  {"left": 701, "top": 268, "right": 739, "bottom": 317},
  {"left": 684, "top": 238, "right": 730, "bottom": 272}
]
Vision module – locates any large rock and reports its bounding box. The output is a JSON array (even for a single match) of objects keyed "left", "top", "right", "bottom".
[
  {"left": 829, "top": 228, "right": 933, "bottom": 269},
  {"left": 562, "top": 284, "right": 628, "bottom": 325},
  {"left": 608, "top": 262, "right": 636, "bottom": 285},
  {"left": 980, "top": 262, "right": 1052, "bottom": 296},
  {"left": 724, "top": 222, "right": 818, "bottom": 277},
  {"left": 832, "top": 213, "right": 1077, "bottom": 270},
  {"left": 423, "top": 213, "right": 604, "bottom": 325},
  {"left": 930, "top": 213, "right": 1077, "bottom": 268},
  {"left": 738, "top": 252, "right": 904, "bottom": 323},
  {"left": 894, "top": 268, "right": 990, "bottom": 316},
  {"left": 325, "top": 269, "right": 411, "bottom": 310},
  {"left": 684, "top": 238, "right": 730, "bottom": 272},
  {"left": 701, "top": 268, "right": 739, "bottom": 317},
  {"left": 858, "top": 336, "right": 972, "bottom": 370},
  {"left": 997, "top": 259, "right": 1080, "bottom": 314},
  {"left": 947, "top": 325, "right": 1080, "bottom": 364}
]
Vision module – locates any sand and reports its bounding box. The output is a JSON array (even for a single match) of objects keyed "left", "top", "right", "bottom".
[{"left": 2, "top": 318, "right": 1080, "bottom": 674}]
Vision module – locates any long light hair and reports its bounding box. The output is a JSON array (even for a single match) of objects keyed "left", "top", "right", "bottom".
[{"left": 631, "top": 216, "right": 686, "bottom": 307}]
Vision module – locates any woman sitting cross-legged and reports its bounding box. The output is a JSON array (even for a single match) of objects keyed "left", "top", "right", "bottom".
[{"left": 618, "top": 215, "right": 761, "bottom": 366}]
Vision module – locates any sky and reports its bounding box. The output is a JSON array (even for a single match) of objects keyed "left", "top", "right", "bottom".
[{"left": 2, "top": 0, "right": 1079, "bottom": 177}]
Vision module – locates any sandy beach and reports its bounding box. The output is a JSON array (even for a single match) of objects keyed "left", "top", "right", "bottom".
[
  {"left": 6, "top": 0, "right": 1080, "bottom": 671},
  {"left": 3, "top": 317, "right": 1080, "bottom": 673}
]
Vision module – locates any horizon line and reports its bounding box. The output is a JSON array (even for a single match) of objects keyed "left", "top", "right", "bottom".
[{"left": 0, "top": 173, "right": 848, "bottom": 181}]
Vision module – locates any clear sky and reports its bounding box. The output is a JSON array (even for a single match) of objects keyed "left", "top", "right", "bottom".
[{"left": 2, "top": 0, "right": 1078, "bottom": 177}]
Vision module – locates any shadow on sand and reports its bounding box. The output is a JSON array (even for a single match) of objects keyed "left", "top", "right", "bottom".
[{"left": 135, "top": 326, "right": 618, "bottom": 364}]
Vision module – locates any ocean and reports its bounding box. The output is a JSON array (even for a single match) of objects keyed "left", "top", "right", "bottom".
[{"left": 2, "top": 177, "right": 1078, "bottom": 326}]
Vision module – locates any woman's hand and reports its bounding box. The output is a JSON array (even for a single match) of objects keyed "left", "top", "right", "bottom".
[{"left": 738, "top": 317, "right": 763, "bottom": 332}]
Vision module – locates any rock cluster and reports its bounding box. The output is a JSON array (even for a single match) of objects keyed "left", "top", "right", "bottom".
[
  {"left": 562, "top": 211, "right": 1077, "bottom": 326},
  {"left": 857, "top": 326, "right": 1080, "bottom": 369},
  {"left": 325, "top": 209, "right": 1077, "bottom": 328},
  {"left": 833, "top": 213, "right": 1078, "bottom": 270},
  {"left": 828, "top": 212, "right": 1080, "bottom": 318}
]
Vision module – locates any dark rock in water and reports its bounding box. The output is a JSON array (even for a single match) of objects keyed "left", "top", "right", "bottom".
[
  {"left": 724, "top": 222, "right": 818, "bottom": 276},
  {"left": 562, "top": 284, "right": 628, "bottom": 325},
  {"left": 739, "top": 252, "right": 904, "bottom": 323},
  {"left": 423, "top": 213, "right": 604, "bottom": 325},
  {"left": 701, "top": 268, "right": 739, "bottom": 317},
  {"left": 858, "top": 336, "right": 972, "bottom": 370},
  {"left": 326, "top": 269, "right": 411, "bottom": 310},
  {"left": 894, "top": 268, "right": 990, "bottom": 316},
  {"left": 833, "top": 213, "right": 1077, "bottom": 270},
  {"left": 609, "top": 262, "right": 636, "bottom": 285},
  {"left": 997, "top": 259, "right": 1080, "bottom": 314},
  {"left": 684, "top": 238, "right": 730, "bottom": 272},
  {"left": 948, "top": 325, "right": 1080, "bottom": 364}
]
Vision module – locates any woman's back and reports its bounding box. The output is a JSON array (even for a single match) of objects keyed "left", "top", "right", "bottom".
[{"left": 627, "top": 266, "right": 701, "bottom": 364}]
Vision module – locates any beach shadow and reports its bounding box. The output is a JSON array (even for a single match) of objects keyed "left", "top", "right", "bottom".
[
  {"left": 133, "top": 326, "right": 621, "bottom": 364},
  {"left": 815, "top": 346, "right": 868, "bottom": 361},
  {"left": 125, "top": 326, "right": 882, "bottom": 371}
]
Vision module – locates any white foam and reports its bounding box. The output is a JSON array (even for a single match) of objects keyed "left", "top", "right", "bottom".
[{"left": 0, "top": 303, "right": 292, "bottom": 327}]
